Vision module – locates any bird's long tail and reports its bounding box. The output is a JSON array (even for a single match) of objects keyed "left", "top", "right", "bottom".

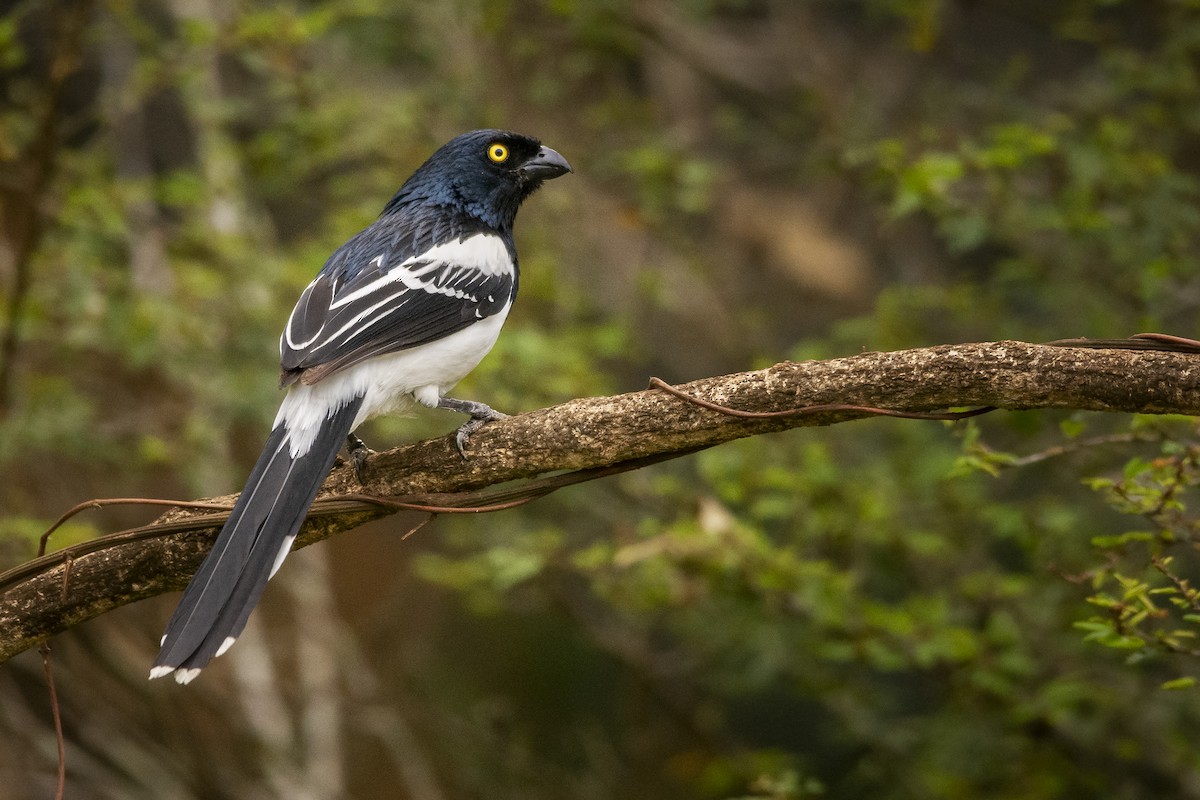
[{"left": 151, "top": 396, "right": 364, "bottom": 684}]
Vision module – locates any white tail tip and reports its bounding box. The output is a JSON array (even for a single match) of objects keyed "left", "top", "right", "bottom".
[{"left": 174, "top": 668, "right": 202, "bottom": 685}]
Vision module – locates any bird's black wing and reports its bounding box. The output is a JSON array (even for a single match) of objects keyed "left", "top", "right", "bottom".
[{"left": 280, "top": 227, "right": 516, "bottom": 386}]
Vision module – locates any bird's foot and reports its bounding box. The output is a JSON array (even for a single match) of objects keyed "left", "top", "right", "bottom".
[
  {"left": 452, "top": 412, "right": 509, "bottom": 458},
  {"left": 436, "top": 397, "right": 508, "bottom": 458},
  {"left": 345, "top": 432, "right": 376, "bottom": 483}
]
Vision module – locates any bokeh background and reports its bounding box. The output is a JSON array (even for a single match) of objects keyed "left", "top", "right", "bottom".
[{"left": 4, "top": 1, "right": 1200, "bottom": 798}]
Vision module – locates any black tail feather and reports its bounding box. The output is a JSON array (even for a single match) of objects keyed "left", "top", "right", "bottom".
[{"left": 151, "top": 396, "right": 364, "bottom": 682}]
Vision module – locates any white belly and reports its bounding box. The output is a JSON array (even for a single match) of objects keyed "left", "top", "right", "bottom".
[{"left": 273, "top": 308, "right": 510, "bottom": 456}]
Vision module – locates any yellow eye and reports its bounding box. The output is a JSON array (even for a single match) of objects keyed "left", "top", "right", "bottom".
[{"left": 487, "top": 143, "right": 509, "bottom": 163}]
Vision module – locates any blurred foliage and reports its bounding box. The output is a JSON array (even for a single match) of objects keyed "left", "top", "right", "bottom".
[
  {"left": 1073, "top": 421, "right": 1200, "bottom": 677},
  {"left": 3, "top": 0, "right": 1200, "bottom": 799}
]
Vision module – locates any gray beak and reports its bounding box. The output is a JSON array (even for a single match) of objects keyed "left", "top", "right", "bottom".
[{"left": 519, "top": 145, "right": 572, "bottom": 180}]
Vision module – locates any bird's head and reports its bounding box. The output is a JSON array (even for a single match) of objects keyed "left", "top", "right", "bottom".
[{"left": 385, "top": 129, "right": 572, "bottom": 231}]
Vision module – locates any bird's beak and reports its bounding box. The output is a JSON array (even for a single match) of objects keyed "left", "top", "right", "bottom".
[{"left": 519, "top": 146, "right": 572, "bottom": 180}]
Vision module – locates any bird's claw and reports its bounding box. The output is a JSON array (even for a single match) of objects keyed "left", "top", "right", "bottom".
[
  {"left": 345, "top": 433, "right": 376, "bottom": 484},
  {"left": 453, "top": 410, "right": 509, "bottom": 459}
]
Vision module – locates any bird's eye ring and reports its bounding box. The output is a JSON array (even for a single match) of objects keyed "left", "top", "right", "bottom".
[{"left": 487, "top": 143, "right": 509, "bottom": 163}]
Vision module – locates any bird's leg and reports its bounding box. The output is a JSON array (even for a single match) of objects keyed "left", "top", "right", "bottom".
[
  {"left": 436, "top": 396, "right": 509, "bottom": 458},
  {"left": 345, "top": 432, "right": 375, "bottom": 483}
]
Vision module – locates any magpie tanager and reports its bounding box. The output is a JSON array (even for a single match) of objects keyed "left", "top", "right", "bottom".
[{"left": 151, "top": 130, "right": 571, "bottom": 683}]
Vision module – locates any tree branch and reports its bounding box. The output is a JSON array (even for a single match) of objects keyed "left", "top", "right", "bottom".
[{"left": 2, "top": 340, "right": 1198, "bottom": 663}]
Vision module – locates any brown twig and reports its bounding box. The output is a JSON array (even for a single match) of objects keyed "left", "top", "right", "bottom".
[
  {"left": 39, "top": 641, "right": 65, "bottom": 800},
  {"left": 338, "top": 493, "right": 543, "bottom": 515},
  {"left": 1006, "top": 432, "right": 1156, "bottom": 467},
  {"left": 1151, "top": 556, "right": 1200, "bottom": 614},
  {"left": 59, "top": 555, "right": 73, "bottom": 603},
  {"left": 1045, "top": 333, "right": 1200, "bottom": 354},
  {"left": 1131, "top": 333, "right": 1200, "bottom": 351},
  {"left": 40, "top": 497, "right": 235, "bottom": 555},
  {"left": 399, "top": 515, "right": 435, "bottom": 541}
]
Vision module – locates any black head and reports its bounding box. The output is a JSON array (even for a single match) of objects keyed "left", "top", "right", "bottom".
[{"left": 383, "top": 130, "right": 571, "bottom": 231}]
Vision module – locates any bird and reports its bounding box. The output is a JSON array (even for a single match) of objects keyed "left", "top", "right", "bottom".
[{"left": 150, "top": 130, "right": 571, "bottom": 683}]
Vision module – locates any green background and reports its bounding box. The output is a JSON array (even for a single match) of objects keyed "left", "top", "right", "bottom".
[{"left": 3, "top": 1, "right": 1200, "bottom": 797}]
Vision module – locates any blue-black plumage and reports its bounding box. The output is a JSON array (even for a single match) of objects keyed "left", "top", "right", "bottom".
[{"left": 151, "top": 130, "right": 570, "bottom": 683}]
